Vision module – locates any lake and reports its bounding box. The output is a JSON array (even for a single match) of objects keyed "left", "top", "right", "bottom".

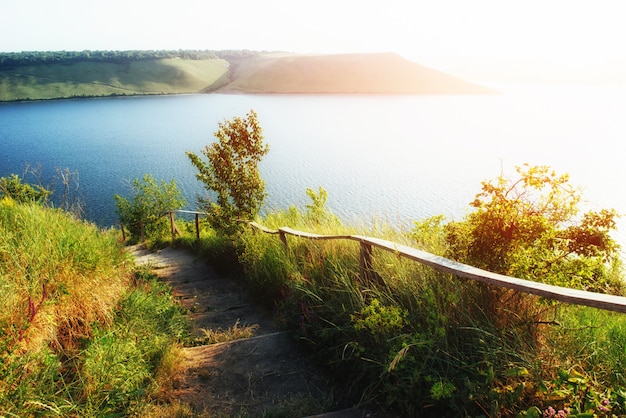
[{"left": 2, "top": 84, "right": 626, "bottom": 245}]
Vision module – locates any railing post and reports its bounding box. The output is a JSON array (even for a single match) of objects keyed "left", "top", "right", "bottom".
[
  {"left": 169, "top": 211, "right": 176, "bottom": 240},
  {"left": 359, "top": 241, "right": 383, "bottom": 286},
  {"left": 120, "top": 223, "right": 126, "bottom": 242},
  {"left": 279, "top": 231, "right": 288, "bottom": 250},
  {"left": 195, "top": 213, "right": 200, "bottom": 240}
]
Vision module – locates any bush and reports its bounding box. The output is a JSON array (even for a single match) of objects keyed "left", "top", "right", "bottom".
[
  {"left": 0, "top": 173, "right": 51, "bottom": 203},
  {"left": 442, "top": 164, "right": 622, "bottom": 293},
  {"left": 115, "top": 174, "right": 186, "bottom": 242}
]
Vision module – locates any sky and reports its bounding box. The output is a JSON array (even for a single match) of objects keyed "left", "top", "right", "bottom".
[{"left": 2, "top": 0, "right": 625, "bottom": 82}]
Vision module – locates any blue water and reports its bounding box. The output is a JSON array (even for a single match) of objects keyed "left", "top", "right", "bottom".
[{"left": 2, "top": 87, "right": 626, "bottom": 242}]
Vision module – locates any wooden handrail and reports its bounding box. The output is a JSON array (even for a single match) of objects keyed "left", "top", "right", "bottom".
[{"left": 246, "top": 221, "right": 626, "bottom": 314}]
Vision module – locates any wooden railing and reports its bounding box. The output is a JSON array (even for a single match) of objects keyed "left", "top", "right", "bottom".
[
  {"left": 245, "top": 221, "right": 626, "bottom": 314},
  {"left": 120, "top": 209, "right": 204, "bottom": 242},
  {"left": 136, "top": 211, "right": 626, "bottom": 314}
]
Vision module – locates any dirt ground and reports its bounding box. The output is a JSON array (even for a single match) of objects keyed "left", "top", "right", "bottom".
[{"left": 130, "top": 245, "right": 380, "bottom": 417}]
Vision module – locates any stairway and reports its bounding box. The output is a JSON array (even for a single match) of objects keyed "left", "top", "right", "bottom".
[{"left": 131, "top": 245, "right": 380, "bottom": 417}]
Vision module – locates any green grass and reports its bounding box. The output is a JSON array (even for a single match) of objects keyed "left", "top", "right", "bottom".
[
  {"left": 0, "top": 198, "right": 189, "bottom": 416},
  {"left": 167, "top": 203, "right": 626, "bottom": 416},
  {"left": 0, "top": 58, "right": 230, "bottom": 101},
  {"left": 0, "top": 52, "right": 494, "bottom": 101}
]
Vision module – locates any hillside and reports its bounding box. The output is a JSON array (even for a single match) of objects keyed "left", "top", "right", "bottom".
[
  {"left": 0, "top": 50, "right": 492, "bottom": 101},
  {"left": 218, "top": 52, "right": 492, "bottom": 94},
  {"left": 0, "top": 58, "right": 231, "bottom": 101}
]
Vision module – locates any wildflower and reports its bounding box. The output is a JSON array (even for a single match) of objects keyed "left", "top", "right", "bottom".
[{"left": 543, "top": 406, "right": 556, "bottom": 418}]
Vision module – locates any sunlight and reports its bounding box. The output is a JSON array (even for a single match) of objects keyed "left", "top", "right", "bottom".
[{"left": 3, "top": 0, "right": 624, "bottom": 83}]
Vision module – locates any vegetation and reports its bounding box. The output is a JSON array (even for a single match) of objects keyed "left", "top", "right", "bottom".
[
  {"left": 0, "top": 57, "right": 231, "bottom": 101},
  {"left": 3, "top": 108, "right": 625, "bottom": 416},
  {"left": 115, "top": 173, "right": 187, "bottom": 242},
  {"left": 0, "top": 49, "right": 259, "bottom": 68},
  {"left": 443, "top": 164, "right": 622, "bottom": 293},
  {"left": 187, "top": 109, "right": 269, "bottom": 235},
  {"left": 0, "top": 49, "right": 492, "bottom": 101},
  {"left": 0, "top": 173, "right": 51, "bottom": 203},
  {"left": 0, "top": 181, "right": 189, "bottom": 415},
  {"left": 222, "top": 180, "right": 626, "bottom": 416},
  {"left": 218, "top": 52, "right": 494, "bottom": 94}
]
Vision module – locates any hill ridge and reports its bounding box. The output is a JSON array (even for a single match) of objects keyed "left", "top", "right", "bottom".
[{"left": 0, "top": 51, "right": 493, "bottom": 101}]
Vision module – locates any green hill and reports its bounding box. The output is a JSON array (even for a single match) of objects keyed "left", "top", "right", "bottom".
[
  {"left": 0, "top": 50, "right": 492, "bottom": 101},
  {"left": 0, "top": 58, "right": 230, "bottom": 101},
  {"left": 217, "top": 52, "right": 492, "bottom": 94}
]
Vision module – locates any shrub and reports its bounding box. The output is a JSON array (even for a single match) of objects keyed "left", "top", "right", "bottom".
[
  {"left": 0, "top": 173, "right": 51, "bottom": 203},
  {"left": 442, "top": 164, "right": 622, "bottom": 293},
  {"left": 115, "top": 173, "right": 186, "bottom": 242}
]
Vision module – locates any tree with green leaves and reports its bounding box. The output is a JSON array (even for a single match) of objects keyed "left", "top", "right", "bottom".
[
  {"left": 439, "top": 164, "right": 622, "bottom": 294},
  {"left": 114, "top": 174, "right": 186, "bottom": 241},
  {"left": 187, "top": 110, "right": 269, "bottom": 235}
]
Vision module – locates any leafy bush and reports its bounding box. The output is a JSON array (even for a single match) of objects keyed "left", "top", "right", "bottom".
[
  {"left": 442, "top": 164, "right": 622, "bottom": 293},
  {"left": 115, "top": 174, "right": 186, "bottom": 242},
  {"left": 0, "top": 173, "right": 51, "bottom": 203}
]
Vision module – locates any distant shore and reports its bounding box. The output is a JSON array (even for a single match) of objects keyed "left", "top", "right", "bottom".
[{"left": 0, "top": 50, "right": 493, "bottom": 102}]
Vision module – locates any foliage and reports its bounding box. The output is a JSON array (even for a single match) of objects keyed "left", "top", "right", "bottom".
[
  {"left": 114, "top": 173, "right": 186, "bottom": 242},
  {"left": 0, "top": 49, "right": 260, "bottom": 68},
  {"left": 0, "top": 199, "right": 128, "bottom": 414},
  {"left": 305, "top": 186, "right": 340, "bottom": 226},
  {"left": 78, "top": 269, "right": 189, "bottom": 416},
  {"left": 1, "top": 58, "right": 231, "bottom": 101},
  {"left": 0, "top": 199, "right": 188, "bottom": 415},
  {"left": 442, "top": 164, "right": 622, "bottom": 293},
  {"left": 193, "top": 171, "right": 626, "bottom": 417},
  {"left": 0, "top": 173, "right": 51, "bottom": 203},
  {"left": 187, "top": 109, "right": 269, "bottom": 235}
]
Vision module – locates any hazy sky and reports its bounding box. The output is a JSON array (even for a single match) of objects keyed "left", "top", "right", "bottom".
[{"left": 2, "top": 0, "right": 625, "bottom": 80}]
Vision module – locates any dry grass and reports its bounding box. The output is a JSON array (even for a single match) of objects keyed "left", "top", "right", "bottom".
[
  {"left": 199, "top": 319, "right": 260, "bottom": 345},
  {"left": 0, "top": 199, "right": 131, "bottom": 355}
]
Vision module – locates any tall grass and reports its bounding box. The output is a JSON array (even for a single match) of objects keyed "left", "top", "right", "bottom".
[
  {"left": 0, "top": 198, "right": 189, "bottom": 416},
  {"left": 184, "top": 201, "right": 626, "bottom": 416}
]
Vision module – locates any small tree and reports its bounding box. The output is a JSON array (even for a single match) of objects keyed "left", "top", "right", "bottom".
[
  {"left": 114, "top": 174, "right": 186, "bottom": 241},
  {"left": 187, "top": 110, "right": 269, "bottom": 235}
]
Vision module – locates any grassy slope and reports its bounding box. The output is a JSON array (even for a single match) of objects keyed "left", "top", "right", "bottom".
[
  {"left": 0, "top": 198, "right": 188, "bottom": 416},
  {"left": 0, "top": 58, "right": 230, "bottom": 101},
  {"left": 217, "top": 52, "right": 493, "bottom": 94},
  {"left": 0, "top": 52, "right": 492, "bottom": 101}
]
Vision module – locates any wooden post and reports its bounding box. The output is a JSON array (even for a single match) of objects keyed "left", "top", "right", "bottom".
[
  {"left": 169, "top": 211, "right": 176, "bottom": 240},
  {"left": 195, "top": 213, "right": 200, "bottom": 240},
  {"left": 120, "top": 223, "right": 126, "bottom": 242},
  {"left": 279, "top": 231, "right": 288, "bottom": 250},
  {"left": 359, "top": 241, "right": 383, "bottom": 286}
]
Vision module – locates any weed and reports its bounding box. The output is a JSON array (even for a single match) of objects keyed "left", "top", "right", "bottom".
[{"left": 198, "top": 319, "right": 260, "bottom": 345}]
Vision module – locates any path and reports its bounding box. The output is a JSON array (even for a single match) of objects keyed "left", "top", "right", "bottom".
[{"left": 130, "top": 245, "right": 380, "bottom": 417}]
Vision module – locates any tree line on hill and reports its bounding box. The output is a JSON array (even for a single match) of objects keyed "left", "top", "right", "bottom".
[{"left": 0, "top": 49, "right": 263, "bottom": 68}]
